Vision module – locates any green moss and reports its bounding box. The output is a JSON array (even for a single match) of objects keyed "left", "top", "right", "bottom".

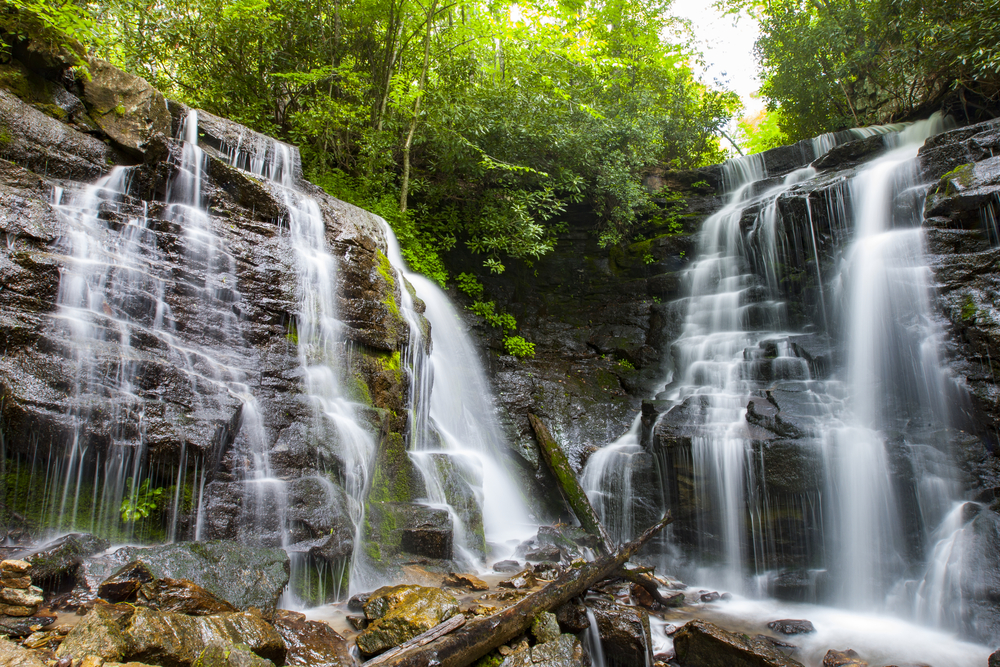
[
  {"left": 961, "top": 294, "right": 980, "bottom": 323},
  {"left": 939, "top": 163, "right": 975, "bottom": 195},
  {"left": 472, "top": 651, "right": 504, "bottom": 667}
]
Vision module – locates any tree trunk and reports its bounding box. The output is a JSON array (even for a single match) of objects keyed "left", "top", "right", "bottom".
[
  {"left": 378, "top": 513, "right": 674, "bottom": 667},
  {"left": 528, "top": 413, "right": 613, "bottom": 553},
  {"left": 399, "top": 0, "right": 437, "bottom": 213}
]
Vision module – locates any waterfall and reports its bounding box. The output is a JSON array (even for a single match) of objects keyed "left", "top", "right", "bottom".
[
  {"left": 381, "top": 223, "right": 536, "bottom": 562},
  {"left": 581, "top": 114, "right": 984, "bottom": 633}
]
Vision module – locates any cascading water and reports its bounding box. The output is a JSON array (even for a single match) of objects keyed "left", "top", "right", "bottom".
[
  {"left": 381, "top": 224, "right": 536, "bottom": 563},
  {"left": 581, "top": 115, "right": 991, "bottom": 641}
]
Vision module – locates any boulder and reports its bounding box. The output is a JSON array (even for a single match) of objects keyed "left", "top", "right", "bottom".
[
  {"left": 357, "top": 585, "right": 460, "bottom": 656},
  {"left": 822, "top": 649, "right": 867, "bottom": 667},
  {"left": 23, "top": 533, "right": 109, "bottom": 591},
  {"left": 673, "top": 619, "right": 804, "bottom": 667},
  {"left": 812, "top": 134, "right": 887, "bottom": 171},
  {"left": 56, "top": 603, "right": 285, "bottom": 665},
  {"left": 531, "top": 634, "right": 587, "bottom": 667},
  {"left": 766, "top": 619, "right": 815, "bottom": 635},
  {"left": 80, "top": 58, "right": 171, "bottom": 155},
  {"left": 84, "top": 541, "right": 289, "bottom": 614},
  {"left": 554, "top": 600, "right": 590, "bottom": 633},
  {"left": 590, "top": 602, "right": 652, "bottom": 667},
  {"left": 532, "top": 611, "right": 561, "bottom": 643},
  {"left": 272, "top": 609, "right": 352, "bottom": 667},
  {"left": 493, "top": 560, "right": 522, "bottom": 573},
  {"left": 0, "top": 636, "right": 47, "bottom": 667},
  {"left": 136, "top": 578, "right": 238, "bottom": 615}
]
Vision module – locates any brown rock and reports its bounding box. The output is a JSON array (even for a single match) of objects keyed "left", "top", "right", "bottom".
[
  {"left": 822, "top": 649, "right": 868, "bottom": 667},
  {"left": 80, "top": 657, "right": 105, "bottom": 667},
  {"left": 98, "top": 562, "right": 154, "bottom": 603},
  {"left": 136, "top": 577, "right": 238, "bottom": 616},
  {"left": 272, "top": 609, "right": 353, "bottom": 666},
  {"left": 673, "top": 619, "right": 804, "bottom": 667},
  {"left": 443, "top": 573, "right": 489, "bottom": 591},
  {"left": 0, "top": 561, "right": 30, "bottom": 576},
  {"left": 22, "top": 629, "right": 61, "bottom": 649},
  {"left": 0, "top": 576, "right": 31, "bottom": 590},
  {"left": 80, "top": 58, "right": 171, "bottom": 155},
  {"left": 0, "top": 585, "right": 43, "bottom": 607},
  {"left": 0, "top": 603, "right": 35, "bottom": 617},
  {"left": 0, "top": 637, "right": 47, "bottom": 667}
]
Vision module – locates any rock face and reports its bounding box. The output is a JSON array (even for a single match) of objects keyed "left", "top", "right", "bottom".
[
  {"left": 357, "top": 584, "right": 460, "bottom": 656},
  {"left": 0, "top": 36, "right": 432, "bottom": 593},
  {"left": 672, "top": 619, "right": 804, "bottom": 667}
]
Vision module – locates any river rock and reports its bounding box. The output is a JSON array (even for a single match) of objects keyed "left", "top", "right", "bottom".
[
  {"left": 84, "top": 541, "right": 289, "bottom": 614},
  {"left": 531, "top": 634, "right": 587, "bottom": 667},
  {"left": 56, "top": 603, "right": 285, "bottom": 665},
  {"left": 0, "top": 575, "right": 30, "bottom": 590},
  {"left": 0, "top": 613, "right": 53, "bottom": 637},
  {"left": 442, "top": 573, "right": 489, "bottom": 591},
  {"left": 98, "top": 561, "right": 155, "bottom": 603},
  {"left": 822, "top": 649, "right": 867, "bottom": 667},
  {"left": 357, "top": 585, "right": 460, "bottom": 656},
  {"left": 0, "top": 585, "right": 42, "bottom": 607},
  {"left": 532, "top": 611, "right": 562, "bottom": 643},
  {"left": 590, "top": 601, "right": 652, "bottom": 667},
  {"left": 673, "top": 619, "right": 804, "bottom": 667},
  {"left": 22, "top": 533, "right": 110, "bottom": 591},
  {"left": 0, "top": 636, "right": 47, "bottom": 667},
  {"left": 499, "top": 569, "right": 537, "bottom": 590},
  {"left": 0, "top": 560, "right": 30, "bottom": 576},
  {"left": 272, "top": 609, "right": 352, "bottom": 667},
  {"left": 555, "top": 600, "right": 590, "bottom": 633},
  {"left": 767, "top": 619, "right": 815, "bottom": 635},
  {"left": 494, "top": 560, "right": 522, "bottom": 573},
  {"left": 136, "top": 577, "right": 238, "bottom": 615}
]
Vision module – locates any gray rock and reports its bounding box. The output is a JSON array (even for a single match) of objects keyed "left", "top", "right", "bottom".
[
  {"left": 84, "top": 541, "right": 289, "bottom": 614},
  {"left": 673, "top": 619, "right": 804, "bottom": 667},
  {"left": 590, "top": 601, "right": 652, "bottom": 667},
  {"left": 530, "top": 633, "right": 586, "bottom": 667},
  {"left": 767, "top": 619, "right": 815, "bottom": 635},
  {"left": 532, "top": 611, "right": 561, "bottom": 643},
  {"left": 0, "top": 637, "right": 47, "bottom": 667},
  {"left": 80, "top": 57, "right": 172, "bottom": 155},
  {"left": 21, "top": 533, "right": 109, "bottom": 590}
]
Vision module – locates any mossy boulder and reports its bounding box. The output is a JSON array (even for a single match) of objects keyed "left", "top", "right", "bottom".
[
  {"left": 79, "top": 57, "right": 171, "bottom": 155},
  {"left": 356, "top": 584, "right": 460, "bottom": 656}
]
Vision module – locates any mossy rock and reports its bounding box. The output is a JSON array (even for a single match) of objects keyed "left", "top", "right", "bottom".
[{"left": 357, "top": 585, "right": 460, "bottom": 656}]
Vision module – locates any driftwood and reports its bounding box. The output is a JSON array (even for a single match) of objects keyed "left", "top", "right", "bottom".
[
  {"left": 528, "top": 413, "right": 613, "bottom": 553},
  {"left": 614, "top": 567, "right": 684, "bottom": 608},
  {"left": 363, "top": 614, "right": 467, "bottom": 666},
  {"left": 378, "top": 512, "right": 673, "bottom": 667}
]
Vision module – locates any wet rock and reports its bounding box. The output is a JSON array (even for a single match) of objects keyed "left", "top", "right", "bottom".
[
  {"left": 554, "top": 600, "right": 589, "bottom": 633},
  {"left": 494, "top": 560, "right": 522, "bottom": 573},
  {"left": 532, "top": 562, "right": 562, "bottom": 581},
  {"left": 531, "top": 633, "right": 586, "bottom": 667},
  {"left": 0, "top": 88, "right": 117, "bottom": 181},
  {"left": 699, "top": 591, "right": 721, "bottom": 603},
  {"left": 0, "top": 560, "right": 29, "bottom": 576},
  {"left": 590, "top": 601, "right": 652, "bottom": 667},
  {"left": 812, "top": 134, "right": 887, "bottom": 171},
  {"left": 0, "top": 575, "right": 30, "bottom": 590},
  {"left": 0, "top": 603, "right": 34, "bottom": 616},
  {"left": 347, "top": 615, "right": 367, "bottom": 631},
  {"left": 83, "top": 541, "right": 289, "bottom": 614},
  {"left": 756, "top": 635, "right": 797, "bottom": 649},
  {"left": 380, "top": 503, "right": 453, "bottom": 560},
  {"left": 989, "top": 648, "right": 1000, "bottom": 667},
  {"left": 442, "top": 573, "right": 489, "bottom": 591},
  {"left": 136, "top": 577, "right": 238, "bottom": 615},
  {"left": 673, "top": 619, "right": 804, "bottom": 667},
  {"left": 525, "top": 545, "right": 562, "bottom": 562},
  {"left": 357, "top": 585, "right": 460, "bottom": 656},
  {"left": 79, "top": 58, "right": 171, "bottom": 155},
  {"left": 0, "top": 614, "right": 53, "bottom": 637},
  {"left": 22, "top": 628, "right": 62, "bottom": 649},
  {"left": 97, "top": 561, "right": 154, "bottom": 603},
  {"left": 822, "top": 649, "right": 867, "bottom": 667},
  {"left": 0, "top": 585, "right": 41, "bottom": 607},
  {"left": 499, "top": 570, "right": 538, "bottom": 590},
  {"left": 23, "top": 533, "right": 109, "bottom": 591},
  {"left": 532, "top": 612, "right": 561, "bottom": 643},
  {"left": 56, "top": 603, "right": 285, "bottom": 665},
  {"left": 767, "top": 619, "right": 815, "bottom": 635},
  {"left": 0, "top": 636, "right": 47, "bottom": 666},
  {"left": 272, "top": 609, "right": 353, "bottom": 667},
  {"left": 347, "top": 592, "right": 370, "bottom": 611},
  {"left": 194, "top": 643, "right": 276, "bottom": 666}
]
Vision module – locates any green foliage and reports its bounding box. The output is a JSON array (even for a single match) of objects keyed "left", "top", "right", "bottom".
[
  {"left": 120, "top": 477, "right": 164, "bottom": 523},
  {"left": 455, "top": 273, "right": 484, "bottom": 300},
  {"left": 735, "top": 108, "right": 790, "bottom": 155},
  {"left": 91, "top": 0, "right": 739, "bottom": 278},
  {"left": 469, "top": 300, "right": 516, "bottom": 331},
  {"left": 617, "top": 358, "right": 635, "bottom": 371},
  {"left": 503, "top": 335, "right": 535, "bottom": 359},
  {"left": 720, "top": 0, "right": 1000, "bottom": 139},
  {"left": 0, "top": 0, "right": 100, "bottom": 62}
]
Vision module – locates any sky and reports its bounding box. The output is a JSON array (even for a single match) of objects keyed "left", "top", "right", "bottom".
[{"left": 668, "top": 0, "right": 764, "bottom": 117}]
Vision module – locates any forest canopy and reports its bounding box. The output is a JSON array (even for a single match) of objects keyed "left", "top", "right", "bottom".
[{"left": 17, "top": 0, "right": 737, "bottom": 280}]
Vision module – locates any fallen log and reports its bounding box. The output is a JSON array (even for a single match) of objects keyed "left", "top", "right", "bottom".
[
  {"left": 528, "top": 413, "right": 613, "bottom": 554},
  {"left": 614, "top": 567, "right": 684, "bottom": 608},
  {"left": 378, "top": 512, "right": 673, "bottom": 667},
  {"left": 363, "top": 614, "right": 466, "bottom": 667}
]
